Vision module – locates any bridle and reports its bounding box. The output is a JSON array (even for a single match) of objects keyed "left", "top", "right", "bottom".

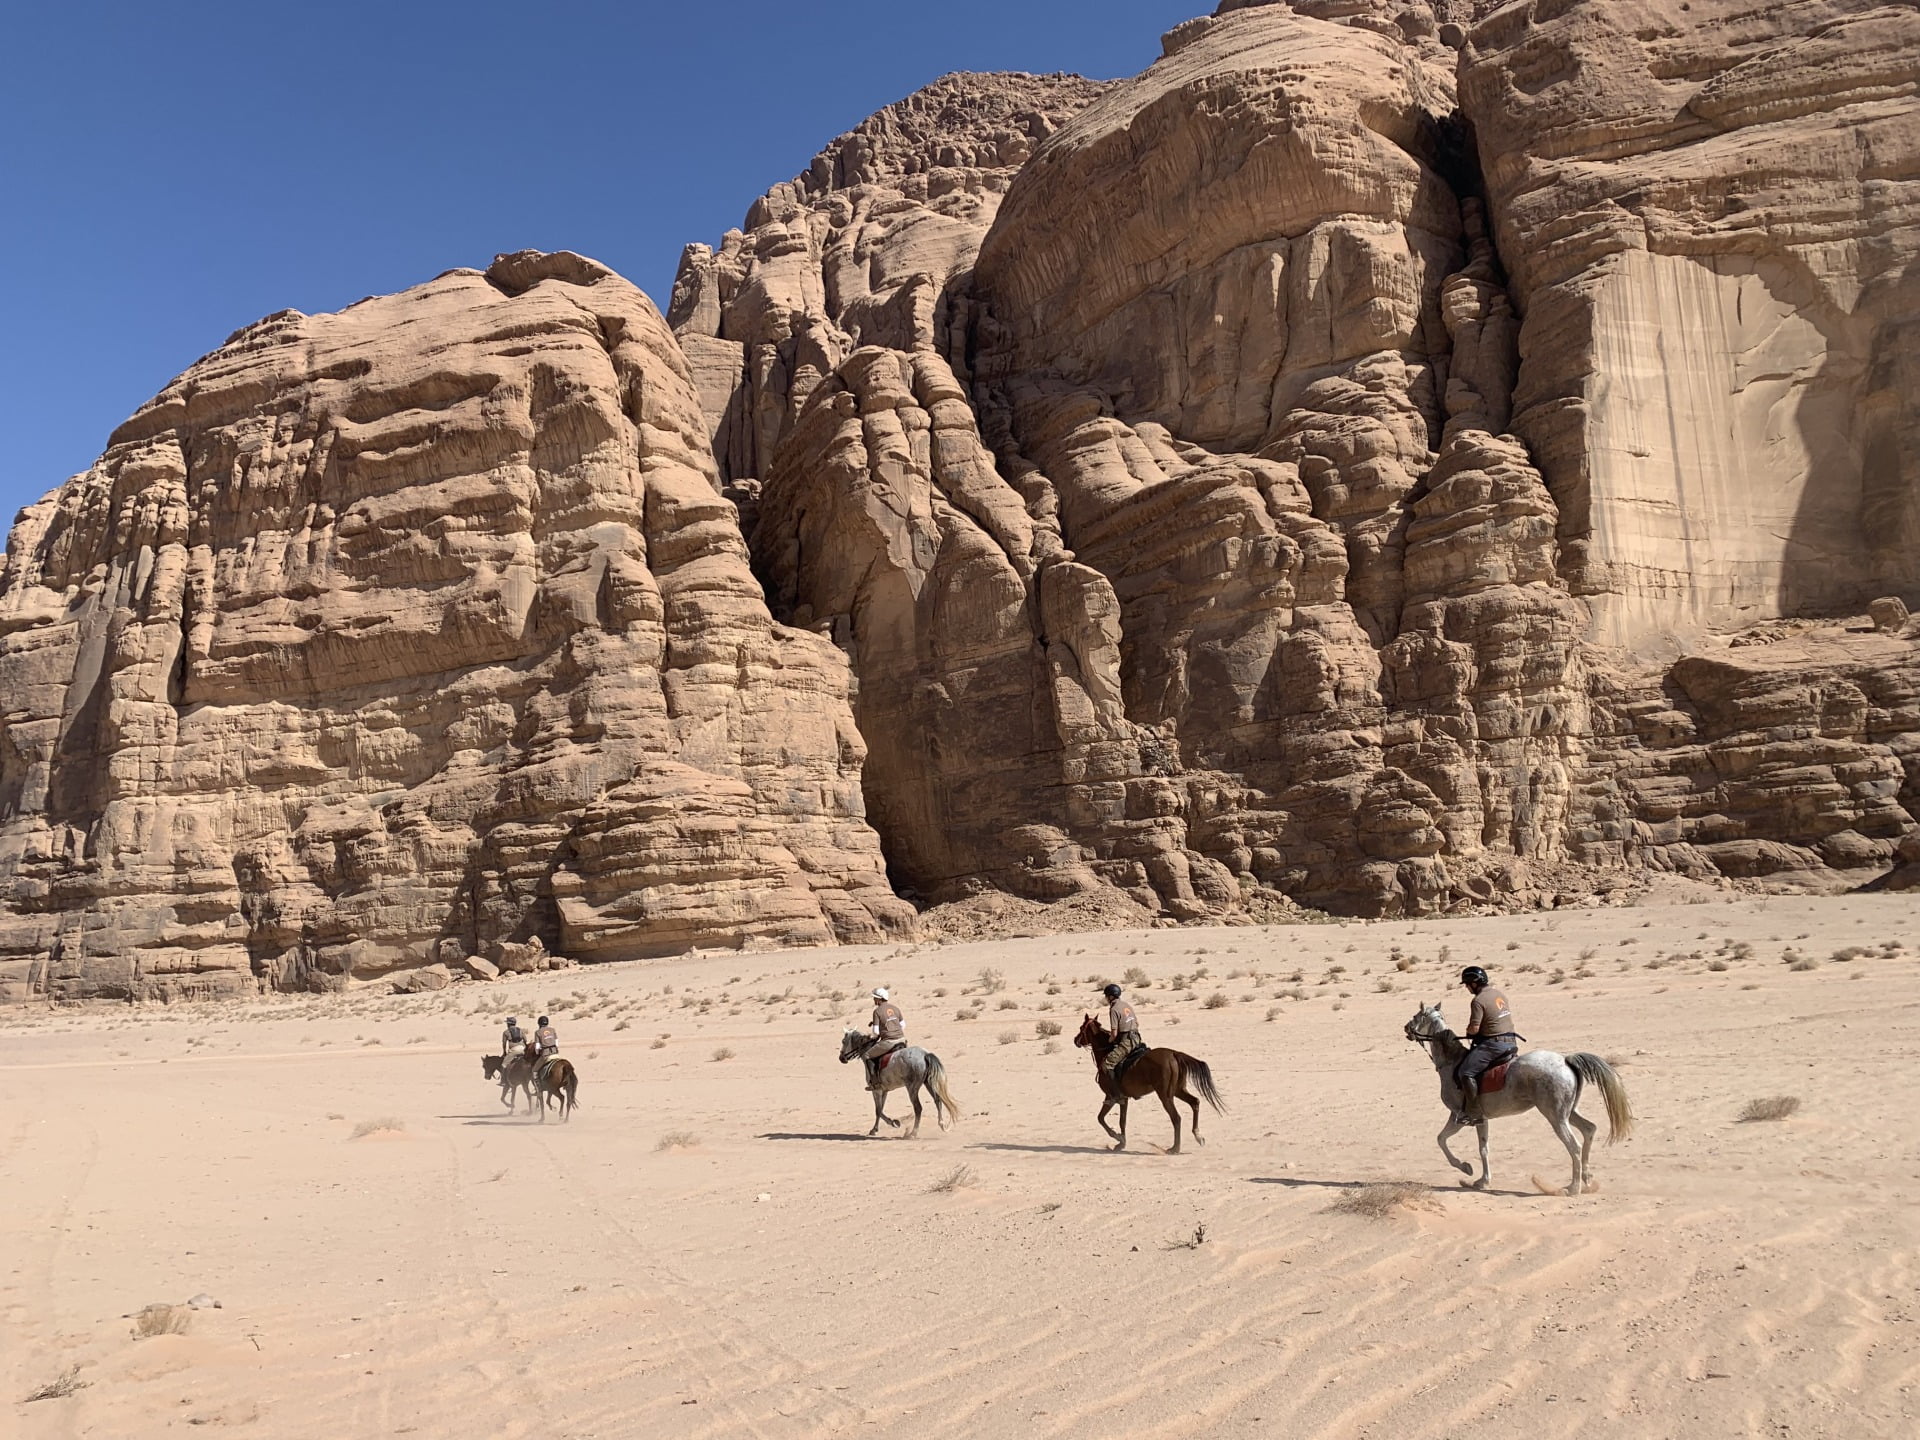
[{"left": 1403, "top": 1014, "right": 1451, "bottom": 1046}]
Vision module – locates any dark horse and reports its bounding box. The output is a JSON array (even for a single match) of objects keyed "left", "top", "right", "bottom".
[
  {"left": 1073, "top": 1015, "right": 1223, "bottom": 1153},
  {"left": 481, "top": 1053, "right": 533, "bottom": 1113}
]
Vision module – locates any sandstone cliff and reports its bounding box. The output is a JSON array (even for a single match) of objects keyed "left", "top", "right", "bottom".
[
  {"left": 8, "top": 0, "right": 1920, "bottom": 997},
  {"left": 0, "top": 252, "right": 909, "bottom": 999}
]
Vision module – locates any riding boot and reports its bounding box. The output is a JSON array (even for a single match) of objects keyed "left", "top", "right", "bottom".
[
  {"left": 1458, "top": 1076, "right": 1483, "bottom": 1127},
  {"left": 864, "top": 1057, "right": 881, "bottom": 1093}
]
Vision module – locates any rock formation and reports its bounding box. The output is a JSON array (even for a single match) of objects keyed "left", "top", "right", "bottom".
[
  {"left": 7, "top": 0, "right": 1920, "bottom": 997},
  {"left": 0, "top": 252, "right": 909, "bottom": 999}
]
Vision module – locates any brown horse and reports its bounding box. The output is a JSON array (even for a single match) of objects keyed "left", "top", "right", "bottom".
[
  {"left": 1073, "top": 1015, "right": 1223, "bottom": 1153},
  {"left": 481, "top": 1053, "right": 533, "bottom": 1113},
  {"left": 532, "top": 1056, "right": 579, "bottom": 1122}
]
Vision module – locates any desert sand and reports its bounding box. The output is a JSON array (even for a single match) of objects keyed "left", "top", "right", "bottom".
[{"left": 5, "top": 893, "right": 1918, "bottom": 1438}]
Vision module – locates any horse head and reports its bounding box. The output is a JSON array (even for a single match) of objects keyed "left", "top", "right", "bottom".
[
  {"left": 838, "top": 1028, "right": 867, "bottom": 1064},
  {"left": 1073, "top": 1014, "right": 1101, "bottom": 1049},
  {"left": 481, "top": 1054, "right": 502, "bottom": 1078},
  {"left": 1403, "top": 1003, "right": 1448, "bottom": 1045}
]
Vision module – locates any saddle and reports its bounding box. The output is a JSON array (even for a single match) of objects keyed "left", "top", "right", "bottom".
[
  {"left": 870, "top": 1045, "right": 903, "bottom": 1073},
  {"left": 1480, "top": 1061, "right": 1512, "bottom": 1095},
  {"left": 1106, "top": 1039, "right": 1148, "bottom": 1088}
]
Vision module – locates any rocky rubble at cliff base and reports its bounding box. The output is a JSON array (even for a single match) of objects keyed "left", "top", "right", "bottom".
[{"left": 4, "top": 0, "right": 1919, "bottom": 999}]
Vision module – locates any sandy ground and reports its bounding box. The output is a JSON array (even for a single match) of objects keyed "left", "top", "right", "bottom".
[{"left": 3, "top": 893, "right": 1918, "bottom": 1439}]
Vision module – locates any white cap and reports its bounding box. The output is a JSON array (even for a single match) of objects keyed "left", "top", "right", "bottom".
[{"left": 872, "top": 987, "right": 889, "bottom": 1001}]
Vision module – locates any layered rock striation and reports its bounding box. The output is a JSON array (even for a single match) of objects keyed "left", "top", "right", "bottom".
[
  {"left": 8, "top": 0, "right": 1920, "bottom": 997},
  {"left": 0, "top": 252, "right": 908, "bottom": 999}
]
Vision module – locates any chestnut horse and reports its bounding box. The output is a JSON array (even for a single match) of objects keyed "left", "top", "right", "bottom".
[
  {"left": 532, "top": 1057, "right": 579, "bottom": 1122},
  {"left": 1073, "top": 1015, "right": 1223, "bottom": 1153}
]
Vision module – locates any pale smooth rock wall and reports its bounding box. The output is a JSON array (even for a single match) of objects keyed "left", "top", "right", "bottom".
[
  {"left": 1461, "top": 0, "right": 1920, "bottom": 645},
  {"left": 0, "top": 251, "right": 909, "bottom": 1000}
]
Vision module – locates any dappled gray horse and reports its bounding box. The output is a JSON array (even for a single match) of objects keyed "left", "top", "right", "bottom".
[
  {"left": 1403, "top": 1002, "right": 1634, "bottom": 1195},
  {"left": 838, "top": 1030, "right": 961, "bottom": 1138}
]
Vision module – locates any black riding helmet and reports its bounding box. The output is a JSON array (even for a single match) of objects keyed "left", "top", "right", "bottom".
[
  {"left": 1460, "top": 966, "right": 1489, "bottom": 987},
  {"left": 1101, "top": 983, "right": 1122, "bottom": 1000},
  {"left": 537, "top": 1015, "right": 550, "bottom": 1026}
]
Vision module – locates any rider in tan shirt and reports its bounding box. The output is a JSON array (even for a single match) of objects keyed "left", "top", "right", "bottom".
[
  {"left": 864, "top": 988, "right": 906, "bottom": 1091},
  {"left": 1456, "top": 967, "right": 1518, "bottom": 1125},
  {"left": 1100, "top": 983, "right": 1144, "bottom": 1085}
]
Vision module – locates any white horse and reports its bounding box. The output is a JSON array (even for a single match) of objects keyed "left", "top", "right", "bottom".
[
  {"left": 1403, "top": 1002, "right": 1633, "bottom": 1195},
  {"left": 838, "top": 1030, "right": 961, "bottom": 1138}
]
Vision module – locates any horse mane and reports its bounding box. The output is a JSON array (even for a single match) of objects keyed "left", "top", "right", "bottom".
[{"left": 1430, "top": 1022, "right": 1467, "bottom": 1064}]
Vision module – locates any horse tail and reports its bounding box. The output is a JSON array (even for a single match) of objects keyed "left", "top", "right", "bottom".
[
  {"left": 1176, "top": 1054, "right": 1226, "bottom": 1113},
  {"left": 924, "top": 1054, "right": 962, "bottom": 1124},
  {"left": 566, "top": 1064, "right": 580, "bottom": 1110},
  {"left": 1567, "top": 1053, "right": 1633, "bottom": 1143}
]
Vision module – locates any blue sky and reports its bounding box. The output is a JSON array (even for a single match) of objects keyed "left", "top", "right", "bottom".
[{"left": 1, "top": 0, "right": 1201, "bottom": 519}]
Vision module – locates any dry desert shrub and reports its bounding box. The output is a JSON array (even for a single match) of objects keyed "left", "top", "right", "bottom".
[
  {"left": 1739, "top": 1095, "right": 1802, "bottom": 1122},
  {"left": 710, "top": 1047, "right": 735, "bottom": 1062},
  {"left": 996, "top": 996, "right": 1019, "bottom": 1011},
  {"left": 1204, "top": 991, "right": 1230, "bottom": 1010},
  {"left": 977, "top": 967, "right": 1006, "bottom": 994},
  {"left": 24, "top": 1365, "right": 88, "bottom": 1401},
  {"left": 131, "top": 1303, "right": 191, "bottom": 1338},
  {"left": 1042, "top": 1040, "right": 1060, "bottom": 1054},
  {"left": 1706, "top": 959, "right": 1730, "bottom": 972},
  {"left": 927, "top": 1164, "right": 975, "bottom": 1194},
  {"left": 655, "top": 1131, "right": 699, "bottom": 1152},
  {"left": 650, "top": 1037, "right": 667, "bottom": 1049},
  {"left": 997, "top": 1030, "right": 1020, "bottom": 1045},
  {"left": 1326, "top": 1182, "right": 1441, "bottom": 1220},
  {"left": 350, "top": 1117, "right": 405, "bottom": 1139},
  {"left": 1123, "top": 965, "right": 1151, "bottom": 988},
  {"left": 1035, "top": 1019, "right": 1063, "bottom": 1038}
]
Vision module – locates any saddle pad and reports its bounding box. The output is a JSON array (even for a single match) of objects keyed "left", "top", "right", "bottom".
[
  {"left": 1482, "top": 1061, "right": 1511, "bottom": 1095},
  {"left": 1110, "top": 1043, "right": 1148, "bottom": 1085}
]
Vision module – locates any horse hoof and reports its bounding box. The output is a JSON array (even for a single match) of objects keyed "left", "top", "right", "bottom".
[{"left": 1454, "top": 1161, "right": 1473, "bottom": 1175}]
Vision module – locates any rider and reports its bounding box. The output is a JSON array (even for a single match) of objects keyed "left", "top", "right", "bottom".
[
  {"left": 497, "top": 1015, "right": 527, "bottom": 1100},
  {"left": 1099, "top": 982, "right": 1143, "bottom": 1086},
  {"left": 1456, "top": 966, "right": 1517, "bottom": 1126},
  {"left": 533, "top": 1014, "right": 560, "bottom": 1079},
  {"left": 863, "top": 987, "right": 906, "bottom": 1092}
]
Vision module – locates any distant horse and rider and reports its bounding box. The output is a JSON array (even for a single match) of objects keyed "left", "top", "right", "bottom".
[
  {"left": 1403, "top": 976, "right": 1633, "bottom": 1195},
  {"left": 1072, "top": 981, "right": 1224, "bottom": 1154},
  {"left": 480, "top": 1012, "right": 579, "bottom": 1122}
]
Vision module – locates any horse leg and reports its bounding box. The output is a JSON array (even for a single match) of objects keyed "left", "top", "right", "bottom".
[
  {"left": 1096, "top": 1093, "right": 1122, "bottom": 1146},
  {"left": 906, "top": 1083, "right": 924, "bottom": 1139},
  {"left": 1471, "top": 1120, "right": 1490, "bottom": 1190},
  {"left": 1548, "top": 1103, "right": 1585, "bottom": 1196},
  {"left": 1160, "top": 1087, "right": 1183, "bottom": 1155},
  {"left": 1177, "top": 1086, "right": 1204, "bottom": 1147},
  {"left": 1114, "top": 1096, "right": 1129, "bottom": 1152},
  {"left": 1571, "top": 1109, "right": 1598, "bottom": 1191},
  {"left": 1437, "top": 1117, "right": 1473, "bottom": 1178}
]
